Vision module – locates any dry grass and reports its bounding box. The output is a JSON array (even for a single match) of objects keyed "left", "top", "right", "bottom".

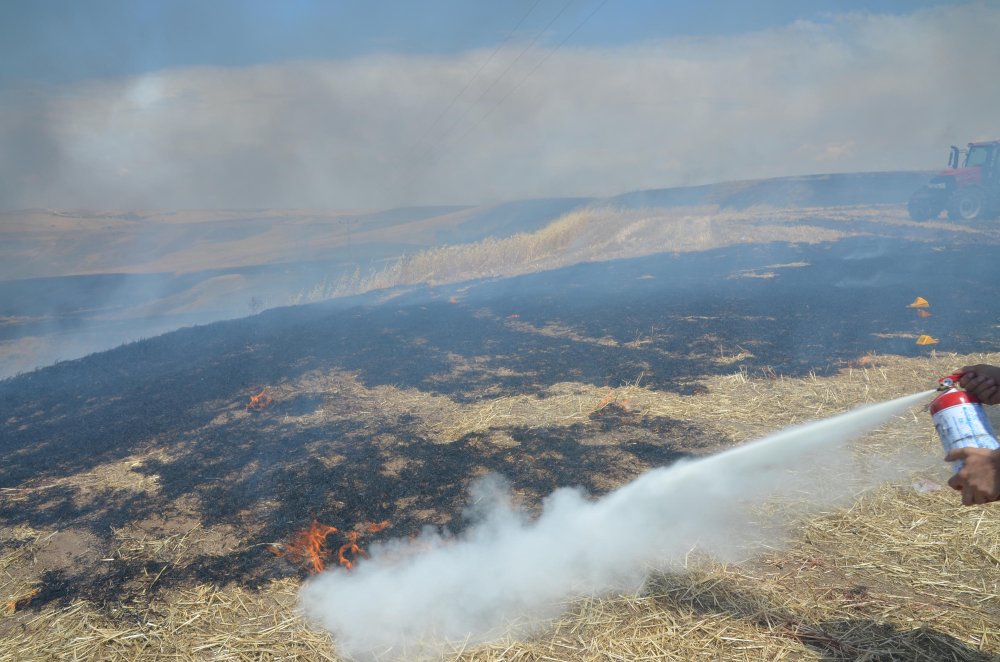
[
  {"left": 304, "top": 205, "right": 849, "bottom": 300},
  {"left": 3, "top": 352, "right": 1000, "bottom": 660},
  {"left": 0, "top": 453, "right": 165, "bottom": 503},
  {"left": 249, "top": 351, "right": 991, "bottom": 450},
  {"left": 303, "top": 204, "right": 1000, "bottom": 301},
  {"left": 0, "top": 579, "right": 337, "bottom": 661},
  {"left": 459, "top": 482, "right": 999, "bottom": 661}
]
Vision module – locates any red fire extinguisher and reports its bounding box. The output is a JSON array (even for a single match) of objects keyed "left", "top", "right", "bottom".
[{"left": 931, "top": 372, "right": 1000, "bottom": 471}]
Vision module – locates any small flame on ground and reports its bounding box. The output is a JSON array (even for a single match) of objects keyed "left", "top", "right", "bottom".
[
  {"left": 907, "top": 296, "right": 930, "bottom": 308},
  {"left": 247, "top": 388, "right": 273, "bottom": 412},
  {"left": 271, "top": 519, "right": 390, "bottom": 573},
  {"left": 271, "top": 519, "right": 339, "bottom": 573},
  {"left": 593, "top": 389, "right": 615, "bottom": 412},
  {"left": 5, "top": 587, "right": 40, "bottom": 615},
  {"left": 338, "top": 531, "right": 367, "bottom": 570},
  {"left": 366, "top": 520, "right": 390, "bottom": 534},
  {"left": 853, "top": 353, "right": 877, "bottom": 367},
  {"left": 916, "top": 335, "right": 939, "bottom": 345}
]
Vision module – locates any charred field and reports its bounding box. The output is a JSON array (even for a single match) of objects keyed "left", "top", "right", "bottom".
[{"left": 2, "top": 218, "right": 1000, "bottom": 659}]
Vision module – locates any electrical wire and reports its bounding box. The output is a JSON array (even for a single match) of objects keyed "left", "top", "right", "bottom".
[
  {"left": 450, "top": 0, "right": 611, "bottom": 150},
  {"left": 409, "top": 0, "right": 579, "bottom": 169},
  {"left": 415, "top": 0, "right": 544, "bottom": 147}
]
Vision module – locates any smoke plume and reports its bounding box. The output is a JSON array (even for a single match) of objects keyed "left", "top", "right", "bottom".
[
  {"left": 300, "top": 390, "right": 934, "bottom": 660},
  {"left": 2, "top": 4, "right": 999, "bottom": 209}
]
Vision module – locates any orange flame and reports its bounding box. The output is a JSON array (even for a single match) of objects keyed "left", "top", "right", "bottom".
[
  {"left": 338, "top": 531, "right": 368, "bottom": 570},
  {"left": 853, "top": 353, "right": 877, "bottom": 367},
  {"left": 593, "top": 389, "right": 615, "bottom": 413},
  {"left": 246, "top": 388, "right": 273, "bottom": 412},
  {"left": 916, "top": 335, "right": 939, "bottom": 346},
  {"left": 907, "top": 297, "right": 930, "bottom": 308},
  {"left": 5, "top": 588, "right": 40, "bottom": 615},
  {"left": 366, "top": 520, "right": 390, "bottom": 534},
  {"left": 270, "top": 519, "right": 338, "bottom": 573},
  {"left": 272, "top": 519, "right": 390, "bottom": 573}
]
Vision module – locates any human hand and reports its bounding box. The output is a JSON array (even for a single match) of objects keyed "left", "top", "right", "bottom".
[
  {"left": 959, "top": 364, "right": 1000, "bottom": 405},
  {"left": 945, "top": 447, "right": 1000, "bottom": 505}
]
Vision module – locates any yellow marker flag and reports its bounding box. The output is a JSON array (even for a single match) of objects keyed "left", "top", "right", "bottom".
[
  {"left": 916, "top": 335, "right": 939, "bottom": 345},
  {"left": 907, "top": 297, "right": 930, "bottom": 308}
]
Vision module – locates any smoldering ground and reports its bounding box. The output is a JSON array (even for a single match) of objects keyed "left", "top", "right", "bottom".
[{"left": 300, "top": 391, "right": 934, "bottom": 660}]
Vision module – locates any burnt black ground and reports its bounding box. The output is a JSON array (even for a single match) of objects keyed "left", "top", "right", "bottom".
[{"left": 1, "top": 235, "right": 999, "bottom": 609}]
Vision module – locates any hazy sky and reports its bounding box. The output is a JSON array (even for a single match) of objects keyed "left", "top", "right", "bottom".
[{"left": 1, "top": 0, "right": 995, "bottom": 209}]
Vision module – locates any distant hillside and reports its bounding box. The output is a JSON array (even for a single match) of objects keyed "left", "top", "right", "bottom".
[
  {"left": 436, "top": 197, "right": 593, "bottom": 243},
  {"left": 611, "top": 171, "right": 933, "bottom": 210},
  {"left": 0, "top": 170, "right": 949, "bottom": 378}
]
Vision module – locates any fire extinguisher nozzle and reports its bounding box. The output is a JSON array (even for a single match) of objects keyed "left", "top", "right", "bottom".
[{"left": 937, "top": 372, "right": 965, "bottom": 391}]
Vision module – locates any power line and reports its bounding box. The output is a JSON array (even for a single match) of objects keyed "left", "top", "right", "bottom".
[
  {"left": 448, "top": 0, "right": 611, "bottom": 154},
  {"left": 415, "top": 0, "right": 544, "bottom": 148},
  {"left": 444, "top": 0, "right": 577, "bottom": 131},
  {"left": 409, "top": 0, "right": 578, "bottom": 169}
]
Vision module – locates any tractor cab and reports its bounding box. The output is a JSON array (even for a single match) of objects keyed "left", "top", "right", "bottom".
[
  {"left": 908, "top": 139, "right": 1000, "bottom": 221},
  {"left": 947, "top": 140, "right": 999, "bottom": 173},
  {"left": 964, "top": 141, "right": 1000, "bottom": 177}
]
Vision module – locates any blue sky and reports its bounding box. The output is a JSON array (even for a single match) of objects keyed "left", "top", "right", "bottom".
[
  {"left": 1, "top": 0, "right": 962, "bottom": 84},
  {"left": 0, "top": 1, "right": 996, "bottom": 208}
]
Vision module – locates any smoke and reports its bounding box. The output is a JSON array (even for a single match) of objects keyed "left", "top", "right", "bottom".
[
  {"left": 2, "top": 4, "right": 999, "bottom": 209},
  {"left": 300, "top": 390, "right": 935, "bottom": 660},
  {"left": 4, "top": 4, "right": 998, "bottom": 374}
]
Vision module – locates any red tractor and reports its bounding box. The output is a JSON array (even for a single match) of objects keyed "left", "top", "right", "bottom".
[{"left": 908, "top": 140, "right": 1000, "bottom": 221}]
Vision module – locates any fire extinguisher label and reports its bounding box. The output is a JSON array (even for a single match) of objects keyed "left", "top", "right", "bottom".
[{"left": 932, "top": 402, "right": 1000, "bottom": 471}]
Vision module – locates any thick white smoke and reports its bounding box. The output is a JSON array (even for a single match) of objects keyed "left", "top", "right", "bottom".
[
  {"left": 3, "top": 4, "right": 999, "bottom": 209},
  {"left": 300, "top": 390, "right": 935, "bottom": 660}
]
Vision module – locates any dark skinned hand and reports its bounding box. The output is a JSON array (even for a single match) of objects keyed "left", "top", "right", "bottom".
[
  {"left": 946, "top": 447, "right": 1000, "bottom": 505},
  {"left": 959, "top": 364, "right": 1000, "bottom": 405}
]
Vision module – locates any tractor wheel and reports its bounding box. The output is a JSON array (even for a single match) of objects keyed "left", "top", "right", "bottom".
[
  {"left": 906, "top": 189, "right": 941, "bottom": 221},
  {"left": 948, "top": 187, "right": 986, "bottom": 221}
]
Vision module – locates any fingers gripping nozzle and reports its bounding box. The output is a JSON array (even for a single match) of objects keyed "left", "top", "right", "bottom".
[{"left": 938, "top": 372, "right": 964, "bottom": 391}]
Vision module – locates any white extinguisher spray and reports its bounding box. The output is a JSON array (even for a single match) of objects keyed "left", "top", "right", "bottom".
[{"left": 931, "top": 372, "right": 1000, "bottom": 471}]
